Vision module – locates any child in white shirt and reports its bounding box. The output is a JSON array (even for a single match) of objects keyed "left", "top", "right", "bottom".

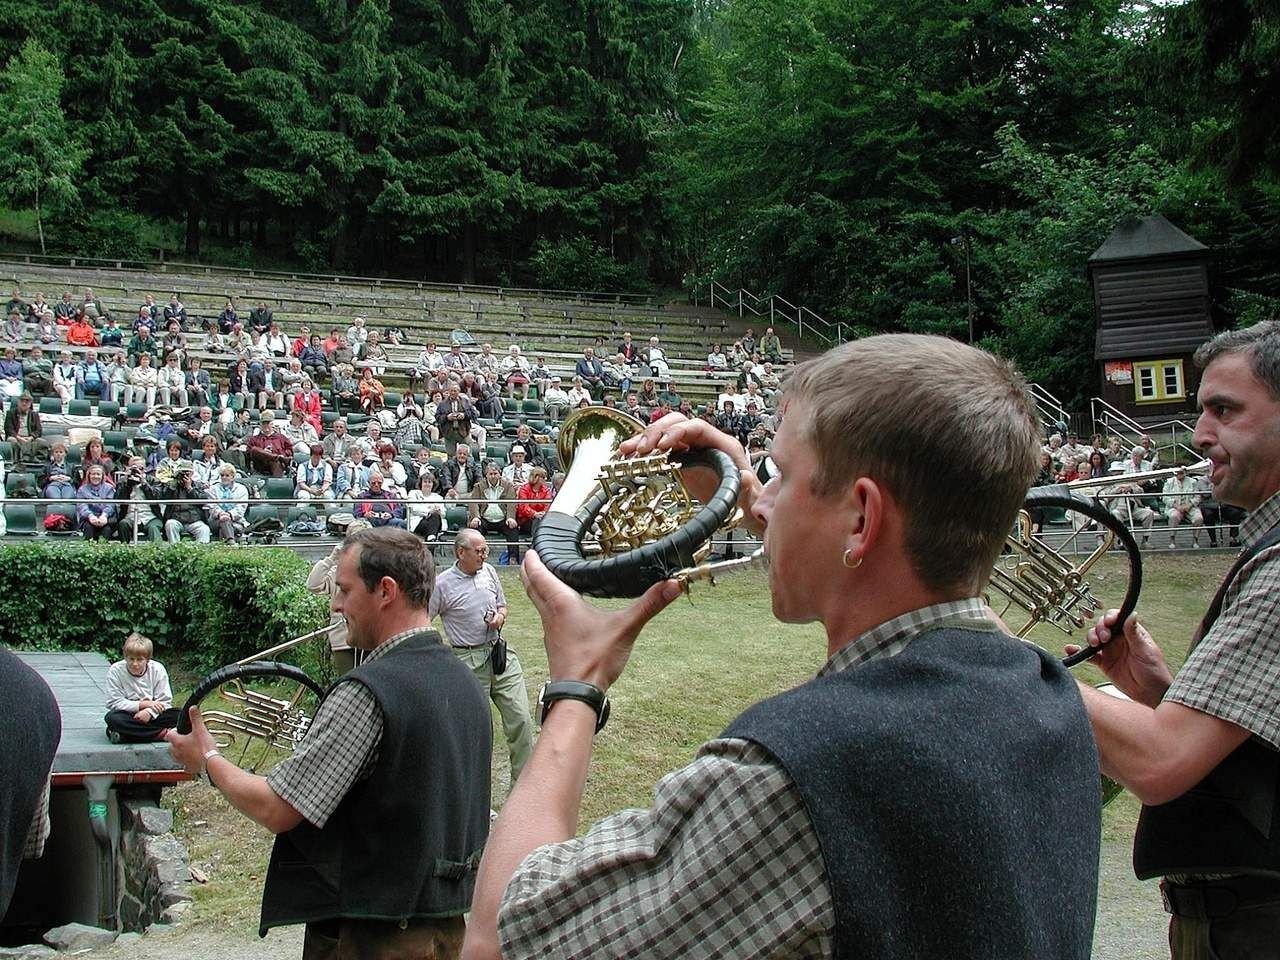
[{"left": 104, "top": 632, "right": 179, "bottom": 743}]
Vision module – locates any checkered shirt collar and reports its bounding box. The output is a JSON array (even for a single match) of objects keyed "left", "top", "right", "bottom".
[
  {"left": 819, "top": 597, "right": 991, "bottom": 677},
  {"left": 362, "top": 624, "right": 434, "bottom": 665},
  {"left": 1241, "top": 489, "right": 1280, "bottom": 544}
]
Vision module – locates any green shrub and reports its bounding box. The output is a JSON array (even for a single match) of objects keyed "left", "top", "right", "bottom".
[{"left": 0, "top": 542, "right": 328, "bottom": 675}]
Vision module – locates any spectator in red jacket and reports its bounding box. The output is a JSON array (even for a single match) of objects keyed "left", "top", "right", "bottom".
[{"left": 515, "top": 466, "right": 554, "bottom": 534}]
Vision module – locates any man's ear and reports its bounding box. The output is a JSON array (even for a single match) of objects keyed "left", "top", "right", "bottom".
[{"left": 843, "top": 476, "right": 884, "bottom": 564}]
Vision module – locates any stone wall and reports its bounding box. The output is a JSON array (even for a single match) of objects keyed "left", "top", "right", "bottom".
[{"left": 116, "top": 796, "right": 193, "bottom": 931}]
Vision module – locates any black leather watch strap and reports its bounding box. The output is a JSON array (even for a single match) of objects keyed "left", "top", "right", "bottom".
[{"left": 538, "top": 680, "right": 610, "bottom": 733}]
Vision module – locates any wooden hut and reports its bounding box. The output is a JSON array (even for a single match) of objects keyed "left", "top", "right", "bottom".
[{"left": 1088, "top": 215, "right": 1213, "bottom": 421}]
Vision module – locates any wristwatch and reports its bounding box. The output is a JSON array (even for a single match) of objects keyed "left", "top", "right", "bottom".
[{"left": 538, "top": 680, "right": 610, "bottom": 733}]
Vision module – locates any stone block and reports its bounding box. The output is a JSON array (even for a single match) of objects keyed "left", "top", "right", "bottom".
[
  {"left": 123, "top": 801, "right": 173, "bottom": 836},
  {"left": 157, "top": 881, "right": 194, "bottom": 907},
  {"left": 0, "top": 946, "right": 57, "bottom": 959},
  {"left": 42, "top": 923, "right": 118, "bottom": 951},
  {"left": 158, "top": 901, "right": 193, "bottom": 925},
  {"left": 114, "top": 933, "right": 143, "bottom": 949}
]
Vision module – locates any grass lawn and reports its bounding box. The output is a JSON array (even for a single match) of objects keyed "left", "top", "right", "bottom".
[{"left": 166, "top": 551, "right": 1233, "bottom": 929}]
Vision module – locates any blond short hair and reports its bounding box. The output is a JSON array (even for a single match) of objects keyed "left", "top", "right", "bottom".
[
  {"left": 123, "top": 632, "right": 153, "bottom": 658},
  {"left": 783, "top": 334, "right": 1039, "bottom": 593}
]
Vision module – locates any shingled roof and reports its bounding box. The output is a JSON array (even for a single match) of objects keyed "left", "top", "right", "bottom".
[{"left": 1088, "top": 214, "right": 1208, "bottom": 266}]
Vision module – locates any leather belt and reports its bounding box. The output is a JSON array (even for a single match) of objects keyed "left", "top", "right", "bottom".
[{"left": 1161, "top": 875, "right": 1280, "bottom": 920}]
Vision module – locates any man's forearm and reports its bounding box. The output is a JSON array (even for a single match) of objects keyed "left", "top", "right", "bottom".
[
  {"left": 1078, "top": 684, "right": 1251, "bottom": 805},
  {"left": 206, "top": 756, "right": 303, "bottom": 834},
  {"left": 464, "top": 701, "right": 597, "bottom": 960}
]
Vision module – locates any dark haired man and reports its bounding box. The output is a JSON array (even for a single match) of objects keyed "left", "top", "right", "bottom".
[
  {"left": 464, "top": 334, "right": 1100, "bottom": 960},
  {"left": 1077, "top": 320, "right": 1280, "bottom": 957},
  {"left": 168, "top": 527, "right": 491, "bottom": 960}
]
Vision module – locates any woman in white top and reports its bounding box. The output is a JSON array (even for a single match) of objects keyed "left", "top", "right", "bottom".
[
  {"left": 646, "top": 336, "right": 670, "bottom": 380},
  {"left": 500, "top": 345, "right": 532, "bottom": 400},
  {"left": 52, "top": 350, "right": 78, "bottom": 410},
  {"left": 566, "top": 376, "right": 592, "bottom": 408},
  {"left": 405, "top": 471, "right": 447, "bottom": 541},
  {"left": 158, "top": 355, "right": 189, "bottom": 407},
  {"left": 717, "top": 381, "right": 745, "bottom": 413},
  {"left": 127, "top": 354, "right": 159, "bottom": 408},
  {"left": 249, "top": 330, "right": 273, "bottom": 362},
  {"left": 706, "top": 343, "right": 728, "bottom": 375}
]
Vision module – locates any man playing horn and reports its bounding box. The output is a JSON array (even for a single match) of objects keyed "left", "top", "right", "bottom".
[
  {"left": 462, "top": 334, "right": 1101, "bottom": 959},
  {"left": 168, "top": 527, "right": 491, "bottom": 960},
  {"left": 1075, "top": 321, "right": 1280, "bottom": 958}
]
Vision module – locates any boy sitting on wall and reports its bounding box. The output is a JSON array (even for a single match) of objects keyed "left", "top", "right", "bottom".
[{"left": 104, "top": 632, "right": 180, "bottom": 743}]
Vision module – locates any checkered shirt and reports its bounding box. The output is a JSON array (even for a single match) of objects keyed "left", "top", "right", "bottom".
[
  {"left": 497, "top": 598, "right": 990, "bottom": 959},
  {"left": 1164, "top": 489, "right": 1280, "bottom": 748},
  {"left": 265, "top": 628, "right": 425, "bottom": 828}
]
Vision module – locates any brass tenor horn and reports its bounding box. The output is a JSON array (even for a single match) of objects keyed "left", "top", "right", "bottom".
[
  {"left": 177, "top": 622, "right": 342, "bottom": 772},
  {"left": 531, "top": 407, "right": 743, "bottom": 597}
]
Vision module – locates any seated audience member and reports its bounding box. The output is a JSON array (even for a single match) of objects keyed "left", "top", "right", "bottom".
[
  {"left": 717, "top": 382, "right": 744, "bottom": 414},
  {"left": 407, "top": 446, "right": 442, "bottom": 489},
  {"left": 362, "top": 331, "right": 388, "bottom": 376},
  {"left": 53, "top": 291, "right": 76, "bottom": 322},
  {"left": 1103, "top": 474, "right": 1158, "bottom": 547},
  {"left": 515, "top": 466, "right": 553, "bottom": 535},
  {"left": 354, "top": 471, "right": 405, "bottom": 527},
  {"left": 67, "top": 313, "right": 98, "bottom": 347},
  {"left": 77, "top": 464, "right": 118, "bottom": 540},
  {"left": 24, "top": 291, "right": 47, "bottom": 320},
  {"left": 2, "top": 309, "right": 25, "bottom": 343},
  {"left": 335, "top": 445, "right": 371, "bottom": 501},
  {"left": 79, "top": 437, "right": 115, "bottom": 483},
  {"left": 405, "top": 471, "right": 447, "bottom": 542},
  {"left": 248, "top": 302, "right": 273, "bottom": 334},
  {"left": 164, "top": 468, "right": 210, "bottom": 543},
  {"left": 126, "top": 353, "right": 159, "bottom": 408},
  {"left": 706, "top": 343, "right": 728, "bottom": 375},
  {"left": 4, "top": 393, "right": 47, "bottom": 462},
  {"left": 636, "top": 378, "right": 660, "bottom": 411},
  {"left": 410, "top": 341, "right": 445, "bottom": 391},
  {"left": 739, "top": 326, "right": 756, "bottom": 356},
  {"left": 186, "top": 356, "right": 211, "bottom": 408},
  {"left": 158, "top": 354, "right": 189, "bottom": 408},
  {"left": 192, "top": 434, "right": 229, "bottom": 490},
  {"left": 436, "top": 385, "right": 478, "bottom": 457},
  {"left": 216, "top": 300, "right": 237, "bottom": 333},
  {"left": 206, "top": 464, "right": 249, "bottom": 542},
  {"left": 330, "top": 334, "right": 355, "bottom": 369},
  {"left": 161, "top": 320, "right": 187, "bottom": 364},
  {"left": 218, "top": 407, "right": 253, "bottom": 469},
  {"left": 759, "top": 325, "right": 783, "bottom": 363},
  {"left": 736, "top": 359, "right": 763, "bottom": 393},
  {"left": 502, "top": 445, "right": 532, "bottom": 487},
  {"left": 138, "top": 294, "right": 159, "bottom": 325},
  {"left": 296, "top": 444, "right": 335, "bottom": 501},
  {"left": 602, "top": 353, "right": 633, "bottom": 397},
  {"left": 299, "top": 335, "right": 328, "bottom": 382},
  {"left": 467, "top": 462, "right": 519, "bottom": 564},
  {"left": 264, "top": 322, "right": 289, "bottom": 359},
  {"left": 441, "top": 444, "right": 483, "bottom": 500},
  {"left": 471, "top": 342, "right": 499, "bottom": 377},
  {"left": 330, "top": 363, "right": 358, "bottom": 413},
  {"left": 322, "top": 417, "right": 354, "bottom": 465},
  {"left": 352, "top": 420, "right": 383, "bottom": 462},
  {"left": 51, "top": 350, "right": 78, "bottom": 411},
  {"left": 0, "top": 346, "right": 22, "bottom": 401},
  {"left": 644, "top": 335, "right": 670, "bottom": 380},
  {"left": 500, "top": 345, "right": 532, "bottom": 400},
  {"left": 32, "top": 309, "right": 57, "bottom": 346},
  {"left": 153, "top": 438, "right": 190, "bottom": 489},
  {"left": 119, "top": 455, "right": 165, "bottom": 541},
  {"left": 249, "top": 358, "right": 286, "bottom": 411},
  {"left": 346, "top": 315, "right": 370, "bottom": 354},
  {"left": 291, "top": 323, "right": 311, "bottom": 358},
  {"left": 374, "top": 443, "right": 408, "bottom": 493},
  {"left": 1162, "top": 465, "right": 1205, "bottom": 548},
  {"left": 225, "top": 323, "right": 252, "bottom": 358},
  {"left": 247, "top": 411, "right": 295, "bottom": 477},
  {"left": 104, "top": 633, "right": 179, "bottom": 744},
  {"left": 566, "top": 376, "right": 592, "bottom": 409},
  {"left": 528, "top": 355, "right": 553, "bottom": 398},
  {"left": 293, "top": 378, "right": 323, "bottom": 433},
  {"left": 358, "top": 367, "right": 386, "bottom": 415},
  {"left": 40, "top": 441, "right": 77, "bottom": 500},
  {"left": 127, "top": 325, "right": 158, "bottom": 366},
  {"left": 280, "top": 407, "right": 319, "bottom": 455},
  {"left": 228, "top": 359, "right": 253, "bottom": 409},
  {"left": 76, "top": 350, "right": 110, "bottom": 402},
  {"left": 105, "top": 351, "right": 130, "bottom": 402},
  {"left": 574, "top": 348, "right": 606, "bottom": 400},
  {"left": 541, "top": 377, "right": 571, "bottom": 420},
  {"left": 99, "top": 316, "right": 124, "bottom": 349},
  {"left": 22, "top": 346, "right": 53, "bottom": 397},
  {"left": 476, "top": 371, "right": 504, "bottom": 422},
  {"left": 164, "top": 296, "right": 188, "bottom": 330}
]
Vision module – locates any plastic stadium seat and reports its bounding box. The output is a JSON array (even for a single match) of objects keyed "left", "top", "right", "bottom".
[
  {"left": 3, "top": 502, "right": 39, "bottom": 535},
  {"left": 5, "top": 472, "right": 35, "bottom": 496},
  {"left": 501, "top": 418, "right": 520, "bottom": 436},
  {"left": 67, "top": 400, "right": 91, "bottom": 416},
  {"left": 521, "top": 399, "right": 544, "bottom": 416},
  {"left": 102, "top": 431, "right": 128, "bottom": 456},
  {"left": 502, "top": 397, "right": 519, "bottom": 414},
  {"left": 44, "top": 502, "right": 78, "bottom": 535},
  {"left": 321, "top": 411, "right": 340, "bottom": 427},
  {"left": 485, "top": 441, "right": 510, "bottom": 462},
  {"left": 65, "top": 446, "right": 83, "bottom": 467},
  {"left": 445, "top": 505, "right": 469, "bottom": 531},
  {"left": 383, "top": 391, "right": 401, "bottom": 408},
  {"left": 524, "top": 419, "right": 547, "bottom": 435},
  {"left": 247, "top": 502, "right": 281, "bottom": 524},
  {"left": 96, "top": 400, "right": 120, "bottom": 419},
  {"left": 287, "top": 504, "right": 319, "bottom": 524},
  {"left": 39, "top": 397, "right": 61, "bottom": 414},
  {"left": 264, "top": 477, "right": 296, "bottom": 500},
  {"left": 125, "top": 403, "right": 148, "bottom": 421},
  {"left": 0, "top": 441, "right": 12, "bottom": 462}
]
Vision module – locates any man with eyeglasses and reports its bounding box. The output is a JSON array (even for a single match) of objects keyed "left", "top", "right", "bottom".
[{"left": 429, "top": 528, "right": 534, "bottom": 786}]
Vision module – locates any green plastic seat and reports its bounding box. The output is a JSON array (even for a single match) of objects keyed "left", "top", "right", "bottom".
[
  {"left": 38, "top": 397, "right": 61, "bottom": 414},
  {"left": 96, "top": 400, "right": 120, "bottom": 419},
  {"left": 521, "top": 399, "right": 544, "bottom": 416},
  {"left": 264, "top": 477, "right": 296, "bottom": 500},
  {"left": 67, "top": 399, "right": 92, "bottom": 416},
  {"left": 445, "top": 505, "right": 469, "bottom": 530},
  {"left": 502, "top": 397, "right": 519, "bottom": 414},
  {"left": 102, "top": 431, "right": 128, "bottom": 456},
  {"left": 5, "top": 472, "right": 35, "bottom": 496},
  {"left": 3, "top": 502, "right": 40, "bottom": 535},
  {"left": 125, "top": 403, "right": 148, "bottom": 420}
]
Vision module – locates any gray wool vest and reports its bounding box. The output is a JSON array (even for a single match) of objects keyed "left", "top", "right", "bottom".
[{"left": 724, "top": 626, "right": 1100, "bottom": 960}]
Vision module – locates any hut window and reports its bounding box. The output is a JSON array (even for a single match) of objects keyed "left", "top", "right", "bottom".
[{"left": 1133, "top": 360, "right": 1184, "bottom": 403}]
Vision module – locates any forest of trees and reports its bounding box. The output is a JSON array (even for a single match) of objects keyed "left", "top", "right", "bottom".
[{"left": 0, "top": 0, "right": 1276, "bottom": 401}]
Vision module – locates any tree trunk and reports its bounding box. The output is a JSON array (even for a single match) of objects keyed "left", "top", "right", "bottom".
[{"left": 34, "top": 183, "right": 45, "bottom": 256}]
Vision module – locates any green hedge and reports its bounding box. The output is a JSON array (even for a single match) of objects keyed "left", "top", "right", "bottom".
[{"left": 0, "top": 543, "right": 330, "bottom": 679}]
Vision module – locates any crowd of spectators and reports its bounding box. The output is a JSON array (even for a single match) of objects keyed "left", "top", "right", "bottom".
[
  {"left": 0, "top": 286, "right": 787, "bottom": 555},
  {"left": 1033, "top": 428, "right": 1242, "bottom": 548}
]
